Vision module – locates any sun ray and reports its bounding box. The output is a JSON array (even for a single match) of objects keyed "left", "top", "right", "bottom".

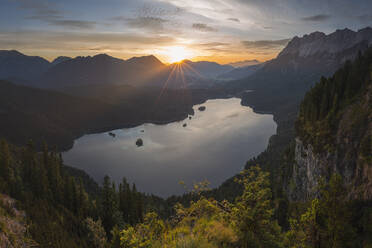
[
  {"left": 155, "top": 64, "right": 178, "bottom": 106},
  {"left": 181, "top": 62, "right": 206, "bottom": 79}
]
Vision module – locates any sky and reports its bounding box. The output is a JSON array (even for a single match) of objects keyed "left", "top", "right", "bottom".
[{"left": 1, "top": 0, "right": 372, "bottom": 64}]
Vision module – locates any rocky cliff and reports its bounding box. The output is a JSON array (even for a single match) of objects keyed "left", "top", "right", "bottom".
[
  {"left": 287, "top": 47, "right": 372, "bottom": 201},
  {"left": 0, "top": 194, "right": 37, "bottom": 247}
]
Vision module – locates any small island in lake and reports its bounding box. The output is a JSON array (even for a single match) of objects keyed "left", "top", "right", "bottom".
[
  {"left": 198, "top": 106, "right": 206, "bottom": 111},
  {"left": 136, "top": 138, "right": 143, "bottom": 147}
]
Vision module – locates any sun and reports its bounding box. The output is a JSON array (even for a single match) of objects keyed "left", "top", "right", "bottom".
[{"left": 168, "top": 46, "right": 191, "bottom": 63}]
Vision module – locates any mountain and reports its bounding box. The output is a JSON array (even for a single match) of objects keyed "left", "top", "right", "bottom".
[
  {"left": 233, "top": 27, "right": 372, "bottom": 110},
  {"left": 286, "top": 47, "right": 372, "bottom": 201},
  {"left": 51, "top": 56, "right": 72, "bottom": 65},
  {"left": 218, "top": 63, "right": 264, "bottom": 80},
  {"left": 0, "top": 50, "right": 224, "bottom": 89},
  {"left": 0, "top": 50, "right": 51, "bottom": 82},
  {"left": 126, "top": 54, "right": 165, "bottom": 69},
  {"left": 228, "top": 59, "right": 261, "bottom": 68},
  {"left": 177, "top": 60, "right": 234, "bottom": 79},
  {"left": 40, "top": 53, "right": 168, "bottom": 88},
  {"left": 279, "top": 27, "right": 372, "bottom": 58}
]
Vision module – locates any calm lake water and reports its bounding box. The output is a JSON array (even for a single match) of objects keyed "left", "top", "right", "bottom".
[{"left": 63, "top": 98, "right": 276, "bottom": 197}]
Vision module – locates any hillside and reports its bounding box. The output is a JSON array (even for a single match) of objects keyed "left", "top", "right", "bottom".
[
  {"left": 0, "top": 79, "right": 129, "bottom": 149},
  {"left": 0, "top": 79, "right": 229, "bottom": 150},
  {"left": 0, "top": 194, "right": 37, "bottom": 247},
  {"left": 286, "top": 47, "right": 372, "bottom": 201}
]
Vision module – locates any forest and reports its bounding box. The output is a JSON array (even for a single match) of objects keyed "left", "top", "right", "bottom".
[{"left": 1, "top": 136, "right": 372, "bottom": 247}]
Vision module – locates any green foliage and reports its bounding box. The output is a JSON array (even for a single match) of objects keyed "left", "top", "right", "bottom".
[
  {"left": 296, "top": 48, "right": 372, "bottom": 153},
  {"left": 285, "top": 174, "right": 356, "bottom": 248},
  {"left": 84, "top": 217, "right": 107, "bottom": 248},
  {"left": 118, "top": 165, "right": 283, "bottom": 248},
  {"left": 0, "top": 138, "right": 150, "bottom": 247},
  {"left": 232, "top": 166, "right": 282, "bottom": 248}
]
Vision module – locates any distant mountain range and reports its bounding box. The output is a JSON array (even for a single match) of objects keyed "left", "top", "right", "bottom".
[
  {"left": 218, "top": 63, "right": 264, "bottom": 80},
  {"left": 177, "top": 60, "right": 234, "bottom": 78},
  {"left": 1, "top": 27, "right": 371, "bottom": 93},
  {"left": 40, "top": 54, "right": 167, "bottom": 88},
  {"left": 228, "top": 59, "right": 261, "bottom": 68},
  {"left": 0, "top": 50, "right": 260, "bottom": 89}
]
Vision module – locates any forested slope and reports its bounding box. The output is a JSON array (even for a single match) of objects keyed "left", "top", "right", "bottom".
[{"left": 288, "top": 48, "right": 372, "bottom": 201}]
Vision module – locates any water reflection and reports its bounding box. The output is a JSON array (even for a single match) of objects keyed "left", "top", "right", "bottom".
[{"left": 63, "top": 98, "right": 277, "bottom": 197}]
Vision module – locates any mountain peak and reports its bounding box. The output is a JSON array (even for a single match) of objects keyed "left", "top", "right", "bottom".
[
  {"left": 93, "top": 53, "right": 115, "bottom": 60},
  {"left": 335, "top": 27, "right": 353, "bottom": 33},
  {"left": 278, "top": 27, "right": 372, "bottom": 58},
  {"left": 51, "top": 56, "right": 71, "bottom": 65},
  {"left": 0, "top": 50, "right": 26, "bottom": 57},
  {"left": 126, "top": 55, "right": 164, "bottom": 67}
]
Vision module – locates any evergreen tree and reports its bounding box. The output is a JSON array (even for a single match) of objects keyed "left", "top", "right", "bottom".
[
  {"left": 232, "top": 165, "right": 282, "bottom": 248},
  {"left": 101, "top": 175, "right": 119, "bottom": 233}
]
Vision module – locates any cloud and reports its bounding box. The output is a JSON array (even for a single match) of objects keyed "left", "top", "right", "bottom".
[
  {"left": 357, "top": 14, "right": 372, "bottom": 23},
  {"left": 137, "top": 3, "right": 183, "bottom": 17},
  {"left": 242, "top": 39, "right": 290, "bottom": 50},
  {"left": 197, "top": 42, "right": 230, "bottom": 47},
  {"left": 227, "top": 18, "right": 240, "bottom": 22},
  {"left": 45, "top": 20, "right": 96, "bottom": 29},
  {"left": 0, "top": 30, "right": 176, "bottom": 52},
  {"left": 15, "top": 0, "right": 96, "bottom": 29},
  {"left": 301, "top": 14, "right": 331, "bottom": 22},
  {"left": 15, "top": 0, "right": 60, "bottom": 17},
  {"left": 192, "top": 23, "right": 217, "bottom": 32},
  {"left": 113, "top": 16, "right": 168, "bottom": 31}
]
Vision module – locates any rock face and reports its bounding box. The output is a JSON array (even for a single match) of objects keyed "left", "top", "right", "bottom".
[
  {"left": 0, "top": 194, "right": 37, "bottom": 247},
  {"left": 290, "top": 128, "right": 371, "bottom": 201},
  {"left": 288, "top": 138, "right": 356, "bottom": 201},
  {"left": 289, "top": 138, "right": 323, "bottom": 200},
  {"left": 279, "top": 28, "right": 372, "bottom": 59},
  {"left": 286, "top": 54, "right": 372, "bottom": 201}
]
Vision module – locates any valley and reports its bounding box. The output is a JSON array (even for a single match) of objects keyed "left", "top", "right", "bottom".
[{"left": 0, "top": 15, "right": 371, "bottom": 247}]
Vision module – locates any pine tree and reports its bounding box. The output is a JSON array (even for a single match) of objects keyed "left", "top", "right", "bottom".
[
  {"left": 232, "top": 165, "right": 282, "bottom": 248},
  {"left": 101, "top": 175, "right": 118, "bottom": 233},
  {"left": 319, "top": 174, "right": 355, "bottom": 247}
]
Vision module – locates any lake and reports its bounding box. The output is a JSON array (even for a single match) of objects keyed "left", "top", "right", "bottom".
[{"left": 63, "top": 98, "right": 277, "bottom": 197}]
